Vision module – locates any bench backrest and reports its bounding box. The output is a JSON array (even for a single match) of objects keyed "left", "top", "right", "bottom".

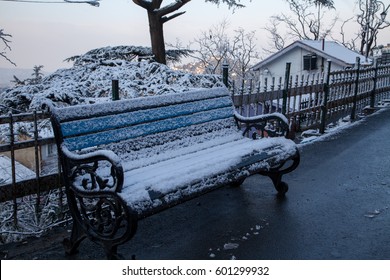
[{"left": 51, "top": 88, "right": 237, "bottom": 152}]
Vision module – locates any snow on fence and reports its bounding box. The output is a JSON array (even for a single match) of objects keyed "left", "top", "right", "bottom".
[{"left": 229, "top": 61, "right": 390, "bottom": 134}]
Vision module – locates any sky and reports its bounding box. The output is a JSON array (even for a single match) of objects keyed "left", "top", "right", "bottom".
[{"left": 1, "top": 0, "right": 389, "bottom": 72}]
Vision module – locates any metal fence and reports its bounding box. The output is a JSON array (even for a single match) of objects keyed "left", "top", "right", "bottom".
[
  {"left": 228, "top": 60, "right": 390, "bottom": 134},
  {"left": 0, "top": 111, "right": 67, "bottom": 241}
]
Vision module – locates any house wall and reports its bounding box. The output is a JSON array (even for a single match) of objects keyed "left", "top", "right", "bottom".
[
  {"left": 1, "top": 147, "right": 39, "bottom": 172},
  {"left": 257, "top": 48, "right": 346, "bottom": 88},
  {"left": 0, "top": 143, "right": 57, "bottom": 173}
]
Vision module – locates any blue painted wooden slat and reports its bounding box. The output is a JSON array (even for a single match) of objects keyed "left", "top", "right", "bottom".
[
  {"left": 61, "top": 96, "right": 233, "bottom": 138},
  {"left": 64, "top": 107, "right": 234, "bottom": 151}
]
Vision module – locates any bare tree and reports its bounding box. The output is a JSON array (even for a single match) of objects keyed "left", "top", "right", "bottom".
[
  {"left": 333, "top": 16, "right": 360, "bottom": 51},
  {"left": 189, "top": 20, "right": 231, "bottom": 75},
  {"left": 229, "top": 28, "right": 260, "bottom": 80},
  {"left": 331, "top": 0, "right": 389, "bottom": 58},
  {"left": 263, "top": 18, "right": 287, "bottom": 53},
  {"left": 263, "top": 0, "right": 337, "bottom": 52},
  {"left": 132, "top": 0, "right": 248, "bottom": 65},
  {"left": 357, "top": 0, "right": 389, "bottom": 58},
  {"left": 171, "top": 20, "right": 259, "bottom": 80},
  {"left": 0, "top": 28, "right": 16, "bottom": 66}
]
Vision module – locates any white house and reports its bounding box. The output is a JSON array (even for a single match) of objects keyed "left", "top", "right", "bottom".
[{"left": 252, "top": 40, "right": 372, "bottom": 82}]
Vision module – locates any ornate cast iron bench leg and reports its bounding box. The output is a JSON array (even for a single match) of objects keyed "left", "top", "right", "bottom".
[
  {"left": 63, "top": 220, "right": 87, "bottom": 256},
  {"left": 259, "top": 151, "right": 300, "bottom": 195},
  {"left": 62, "top": 189, "right": 87, "bottom": 256},
  {"left": 63, "top": 186, "right": 138, "bottom": 259}
]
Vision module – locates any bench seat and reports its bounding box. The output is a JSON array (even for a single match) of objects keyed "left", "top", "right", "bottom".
[{"left": 92, "top": 129, "right": 296, "bottom": 216}]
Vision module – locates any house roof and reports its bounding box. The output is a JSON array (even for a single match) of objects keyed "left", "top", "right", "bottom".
[{"left": 253, "top": 40, "right": 372, "bottom": 70}]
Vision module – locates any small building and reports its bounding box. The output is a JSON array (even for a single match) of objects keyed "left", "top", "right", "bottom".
[
  {"left": 374, "top": 43, "right": 390, "bottom": 65},
  {"left": 252, "top": 40, "right": 372, "bottom": 81},
  {"left": 0, "top": 121, "right": 57, "bottom": 178}
]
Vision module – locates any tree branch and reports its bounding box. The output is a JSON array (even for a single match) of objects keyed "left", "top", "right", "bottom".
[
  {"left": 132, "top": 0, "right": 152, "bottom": 10},
  {"left": 155, "top": 0, "right": 191, "bottom": 17},
  {"left": 161, "top": 11, "right": 186, "bottom": 23},
  {"left": 0, "top": 29, "right": 16, "bottom": 66}
]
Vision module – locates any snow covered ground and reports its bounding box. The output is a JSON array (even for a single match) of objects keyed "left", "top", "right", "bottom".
[{"left": 298, "top": 103, "right": 390, "bottom": 147}]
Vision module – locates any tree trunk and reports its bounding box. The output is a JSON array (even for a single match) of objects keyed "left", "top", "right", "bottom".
[{"left": 148, "top": 11, "right": 167, "bottom": 65}]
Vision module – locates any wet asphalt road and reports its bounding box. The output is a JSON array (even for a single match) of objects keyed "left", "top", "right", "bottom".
[{"left": 2, "top": 108, "right": 390, "bottom": 260}]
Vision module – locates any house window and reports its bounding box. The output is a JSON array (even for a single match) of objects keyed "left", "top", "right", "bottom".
[
  {"left": 303, "top": 54, "right": 317, "bottom": 71},
  {"left": 47, "top": 144, "right": 55, "bottom": 155}
]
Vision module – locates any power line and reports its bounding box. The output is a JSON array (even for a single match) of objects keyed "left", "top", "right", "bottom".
[
  {"left": 0, "top": 0, "right": 100, "bottom": 6},
  {"left": 1, "top": 0, "right": 67, "bottom": 3}
]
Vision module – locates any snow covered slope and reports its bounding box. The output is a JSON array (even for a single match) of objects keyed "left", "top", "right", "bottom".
[{"left": 0, "top": 47, "right": 223, "bottom": 115}]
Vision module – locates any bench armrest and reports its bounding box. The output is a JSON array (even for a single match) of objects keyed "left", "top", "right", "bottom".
[
  {"left": 60, "top": 145, "right": 124, "bottom": 193},
  {"left": 234, "top": 111, "right": 290, "bottom": 139}
]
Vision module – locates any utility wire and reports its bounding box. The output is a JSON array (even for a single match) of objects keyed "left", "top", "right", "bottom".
[
  {"left": 0, "top": 0, "right": 67, "bottom": 3},
  {"left": 0, "top": 0, "right": 100, "bottom": 6}
]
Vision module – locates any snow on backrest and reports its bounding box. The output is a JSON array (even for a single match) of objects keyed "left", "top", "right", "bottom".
[
  {"left": 52, "top": 87, "right": 236, "bottom": 151},
  {"left": 53, "top": 87, "right": 229, "bottom": 122}
]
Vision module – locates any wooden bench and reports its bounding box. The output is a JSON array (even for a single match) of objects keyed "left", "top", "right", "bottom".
[{"left": 50, "top": 87, "right": 300, "bottom": 259}]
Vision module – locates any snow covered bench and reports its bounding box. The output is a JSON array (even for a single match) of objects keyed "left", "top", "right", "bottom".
[{"left": 50, "top": 87, "right": 300, "bottom": 259}]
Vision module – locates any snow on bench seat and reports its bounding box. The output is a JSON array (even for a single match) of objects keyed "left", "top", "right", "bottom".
[{"left": 100, "top": 127, "right": 296, "bottom": 215}]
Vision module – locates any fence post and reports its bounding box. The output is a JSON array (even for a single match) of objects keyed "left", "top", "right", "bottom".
[
  {"left": 351, "top": 57, "right": 361, "bottom": 120},
  {"left": 282, "top": 62, "right": 291, "bottom": 115},
  {"left": 33, "top": 111, "right": 42, "bottom": 222},
  {"left": 112, "top": 80, "right": 119, "bottom": 101},
  {"left": 222, "top": 63, "right": 229, "bottom": 87},
  {"left": 320, "top": 60, "right": 332, "bottom": 134},
  {"left": 370, "top": 58, "right": 378, "bottom": 108},
  {"left": 9, "top": 113, "right": 18, "bottom": 227}
]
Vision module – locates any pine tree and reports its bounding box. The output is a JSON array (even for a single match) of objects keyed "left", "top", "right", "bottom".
[
  {"left": 30, "top": 65, "right": 44, "bottom": 85},
  {"left": 12, "top": 65, "right": 44, "bottom": 86}
]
